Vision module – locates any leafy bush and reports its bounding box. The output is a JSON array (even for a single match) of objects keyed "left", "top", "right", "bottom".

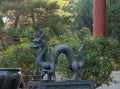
[
  {"left": 7, "top": 26, "right": 35, "bottom": 42},
  {"left": 0, "top": 43, "right": 35, "bottom": 74},
  {"left": 81, "top": 36, "right": 120, "bottom": 87}
]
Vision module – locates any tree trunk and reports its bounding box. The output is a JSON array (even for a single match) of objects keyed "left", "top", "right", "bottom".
[
  {"left": 31, "top": 11, "right": 35, "bottom": 25},
  {"left": 14, "top": 14, "right": 20, "bottom": 28}
]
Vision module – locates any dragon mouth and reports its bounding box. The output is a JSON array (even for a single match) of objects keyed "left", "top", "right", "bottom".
[{"left": 30, "top": 43, "right": 39, "bottom": 48}]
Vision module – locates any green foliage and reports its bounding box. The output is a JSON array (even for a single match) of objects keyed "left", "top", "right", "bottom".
[
  {"left": 107, "top": 0, "right": 120, "bottom": 41},
  {"left": 48, "top": 31, "right": 81, "bottom": 52},
  {"left": 81, "top": 36, "right": 120, "bottom": 87},
  {"left": 67, "top": 0, "right": 120, "bottom": 42},
  {"left": 7, "top": 28, "right": 22, "bottom": 41},
  {"left": 0, "top": 26, "right": 36, "bottom": 75},
  {"left": 0, "top": 28, "right": 6, "bottom": 34},
  {"left": 0, "top": 0, "right": 72, "bottom": 77},
  {"left": 20, "top": 26, "right": 36, "bottom": 42},
  {"left": 0, "top": 0, "right": 72, "bottom": 30},
  {"left": 7, "top": 26, "right": 35, "bottom": 42},
  {"left": 72, "top": 0, "right": 93, "bottom": 30},
  {"left": 0, "top": 43, "right": 35, "bottom": 74}
]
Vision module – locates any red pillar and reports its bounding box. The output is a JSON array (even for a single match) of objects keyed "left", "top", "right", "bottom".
[{"left": 93, "top": 0, "right": 107, "bottom": 36}]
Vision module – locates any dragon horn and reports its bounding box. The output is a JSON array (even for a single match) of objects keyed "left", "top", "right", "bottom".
[{"left": 35, "top": 31, "right": 45, "bottom": 42}]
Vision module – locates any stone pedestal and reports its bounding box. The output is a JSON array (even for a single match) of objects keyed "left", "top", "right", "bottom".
[{"left": 27, "top": 80, "right": 95, "bottom": 89}]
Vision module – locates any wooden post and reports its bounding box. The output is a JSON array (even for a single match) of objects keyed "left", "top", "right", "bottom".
[{"left": 93, "top": 0, "right": 107, "bottom": 36}]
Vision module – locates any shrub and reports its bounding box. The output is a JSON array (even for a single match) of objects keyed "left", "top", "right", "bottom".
[
  {"left": 0, "top": 43, "right": 35, "bottom": 74},
  {"left": 81, "top": 36, "right": 120, "bottom": 87}
]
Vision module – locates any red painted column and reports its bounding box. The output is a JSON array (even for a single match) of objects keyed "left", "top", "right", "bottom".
[{"left": 93, "top": 0, "right": 107, "bottom": 36}]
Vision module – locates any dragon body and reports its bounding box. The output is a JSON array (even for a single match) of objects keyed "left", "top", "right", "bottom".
[{"left": 31, "top": 31, "right": 86, "bottom": 80}]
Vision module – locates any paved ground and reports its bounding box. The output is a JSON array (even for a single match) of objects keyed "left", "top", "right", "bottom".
[{"left": 97, "top": 82, "right": 120, "bottom": 89}]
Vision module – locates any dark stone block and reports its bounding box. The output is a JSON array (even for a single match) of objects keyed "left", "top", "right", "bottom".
[{"left": 27, "top": 80, "right": 95, "bottom": 89}]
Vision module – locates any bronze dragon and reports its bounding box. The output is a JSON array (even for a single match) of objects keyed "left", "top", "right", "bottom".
[{"left": 31, "top": 31, "right": 86, "bottom": 80}]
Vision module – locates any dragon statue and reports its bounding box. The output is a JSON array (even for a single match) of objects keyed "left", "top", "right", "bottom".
[{"left": 31, "top": 31, "right": 86, "bottom": 80}]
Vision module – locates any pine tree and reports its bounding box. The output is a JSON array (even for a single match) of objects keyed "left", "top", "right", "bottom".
[
  {"left": 107, "top": 0, "right": 120, "bottom": 41},
  {"left": 72, "top": 0, "right": 93, "bottom": 31}
]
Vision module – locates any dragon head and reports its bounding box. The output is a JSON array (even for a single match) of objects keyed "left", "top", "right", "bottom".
[{"left": 31, "top": 30, "right": 46, "bottom": 49}]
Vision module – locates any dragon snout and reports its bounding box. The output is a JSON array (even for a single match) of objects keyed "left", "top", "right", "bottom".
[{"left": 30, "top": 43, "right": 39, "bottom": 48}]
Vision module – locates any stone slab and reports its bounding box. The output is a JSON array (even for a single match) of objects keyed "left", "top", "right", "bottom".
[{"left": 27, "top": 80, "right": 95, "bottom": 89}]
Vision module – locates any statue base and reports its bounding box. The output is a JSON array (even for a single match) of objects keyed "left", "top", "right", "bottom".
[{"left": 27, "top": 80, "right": 95, "bottom": 89}]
